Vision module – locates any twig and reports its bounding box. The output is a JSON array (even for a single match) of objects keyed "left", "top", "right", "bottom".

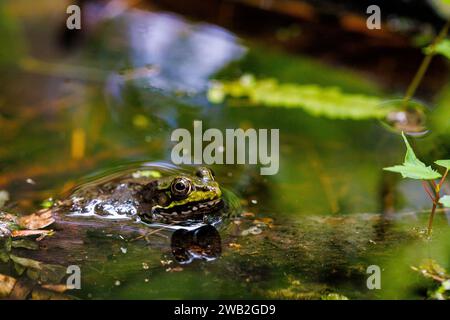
[
  {"left": 427, "top": 202, "right": 438, "bottom": 236},
  {"left": 402, "top": 20, "right": 450, "bottom": 108},
  {"left": 438, "top": 169, "right": 449, "bottom": 192},
  {"left": 422, "top": 181, "right": 435, "bottom": 202}
]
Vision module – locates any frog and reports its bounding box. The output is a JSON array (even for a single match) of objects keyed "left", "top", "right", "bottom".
[
  {"left": 63, "top": 166, "right": 225, "bottom": 226},
  {"left": 0, "top": 166, "right": 231, "bottom": 278}
]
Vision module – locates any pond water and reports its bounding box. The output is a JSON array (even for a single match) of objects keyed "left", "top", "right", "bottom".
[{"left": 1, "top": 1, "right": 450, "bottom": 300}]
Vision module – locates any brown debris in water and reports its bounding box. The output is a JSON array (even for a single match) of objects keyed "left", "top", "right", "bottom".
[{"left": 18, "top": 209, "right": 55, "bottom": 230}]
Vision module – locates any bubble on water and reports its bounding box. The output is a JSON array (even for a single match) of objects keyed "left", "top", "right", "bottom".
[{"left": 380, "top": 99, "right": 430, "bottom": 137}]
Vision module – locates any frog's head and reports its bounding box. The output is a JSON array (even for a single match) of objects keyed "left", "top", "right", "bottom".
[{"left": 139, "top": 167, "right": 223, "bottom": 223}]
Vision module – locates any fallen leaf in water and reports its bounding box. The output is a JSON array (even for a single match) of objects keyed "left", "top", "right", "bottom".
[
  {"left": 10, "top": 255, "right": 67, "bottom": 283},
  {"left": 10, "top": 255, "right": 41, "bottom": 269},
  {"left": 41, "top": 284, "right": 69, "bottom": 293},
  {"left": 9, "top": 279, "right": 33, "bottom": 300},
  {"left": 0, "top": 249, "right": 9, "bottom": 263},
  {"left": 12, "top": 229, "right": 53, "bottom": 239},
  {"left": 14, "top": 260, "right": 27, "bottom": 275},
  {"left": 11, "top": 239, "right": 39, "bottom": 250},
  {"left": 18, "top": 209, "right": 55, "bottom": 230},
  {"left": 0, "top": 273, "right": 17, "bottom": 298}
]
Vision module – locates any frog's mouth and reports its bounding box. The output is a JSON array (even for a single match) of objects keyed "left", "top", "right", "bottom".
[{"left": 152, "top": 198, "right": 224, "bottom": 220}]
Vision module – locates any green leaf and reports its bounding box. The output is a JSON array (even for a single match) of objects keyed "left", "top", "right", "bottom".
[
  {"left": 383, "top": 132, "right": 442, "bottom": 180},
  {"left": 208, "top": 75, "right": 393, "bottom": 120},
  {"left": 435, "top": 159, "right": 450, "bottom": 170},
  {"left": 401, "top": 131, "right": 422, "bottom": 165},
  {"left": 434, "top": 39, "right": 450, "bottom": 60},
  {"left": 439, "top": 195, "right": 450, "bottom": 208}
]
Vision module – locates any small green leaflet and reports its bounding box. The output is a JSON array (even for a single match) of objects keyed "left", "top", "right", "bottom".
[
  {"left": 383, "top": 132, "right": 442, "bottom": 180},
  {"left": 435, "top": 159, "right": 450, "bottom": 170},
  {"left": 439, "top": 195, "right": 450, "bottom": 208}
]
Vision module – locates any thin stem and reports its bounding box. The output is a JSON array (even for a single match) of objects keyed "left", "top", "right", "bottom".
[
  {"left": 403, "top": 53, "right": 434, "bottom": 107},
  {"left": 422, "top": 180, "right": 435, "bottom": 202},
  {"left": 427, "top": 179, "right": 442, "bottom": 236},
  {"left": 402, "top": 20, "right": 450, "bottom": 108},
  {"left": 438, "top": 169, "right": 449, "bottom": 192},
  {"left": 430, "top": 179, "right": 437, "bottom": 190},
  {"left": 427, "top": 202, "right": 438, "bottom": 236}
]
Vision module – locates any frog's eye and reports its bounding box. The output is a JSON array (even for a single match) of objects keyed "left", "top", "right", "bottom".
[{"left": 171, "top": 178, "right": 192, "bottom": 199}]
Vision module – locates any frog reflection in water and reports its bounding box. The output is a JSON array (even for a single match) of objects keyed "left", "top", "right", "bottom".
[{"left": 68, "top": 167, "right": 224, "bottom": 226}]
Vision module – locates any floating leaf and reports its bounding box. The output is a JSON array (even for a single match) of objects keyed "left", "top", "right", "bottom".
[
  {"left": 435, "top": 160, "right": 450, "bottom": 170},
  {"left": 18, "top": 209, "right": 55, "bottom": 230},
  {"left": 0, "top": 249, "right": 9, "bottom": 263},
  {"left": 383, "top": 132, "right": 441, "bottom": 180},
  {"left": 11, "top": 239, "right": 39, "bottom": 250},
  {"left": 208, "top": 75, "right": 393, "bottom": 120},
  {"left": 11, "top": 229, "right": 53, "bottom": 240},
  {"left": 439, "top": 195, "right": 450, "bottom": 208},
  {"left": 10, "top": 255, "right": 42, "bottom": 269},
  {"left": 10, "top": 255, "right": 66, "bottom": 283},
  {"left": 41, "top": 284, "right": 69, "bottom": 293}
]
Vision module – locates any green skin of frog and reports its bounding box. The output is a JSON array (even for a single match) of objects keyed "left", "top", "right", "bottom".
[{"left": 65, "top": 167, "right": 224, "bottom": 225}]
